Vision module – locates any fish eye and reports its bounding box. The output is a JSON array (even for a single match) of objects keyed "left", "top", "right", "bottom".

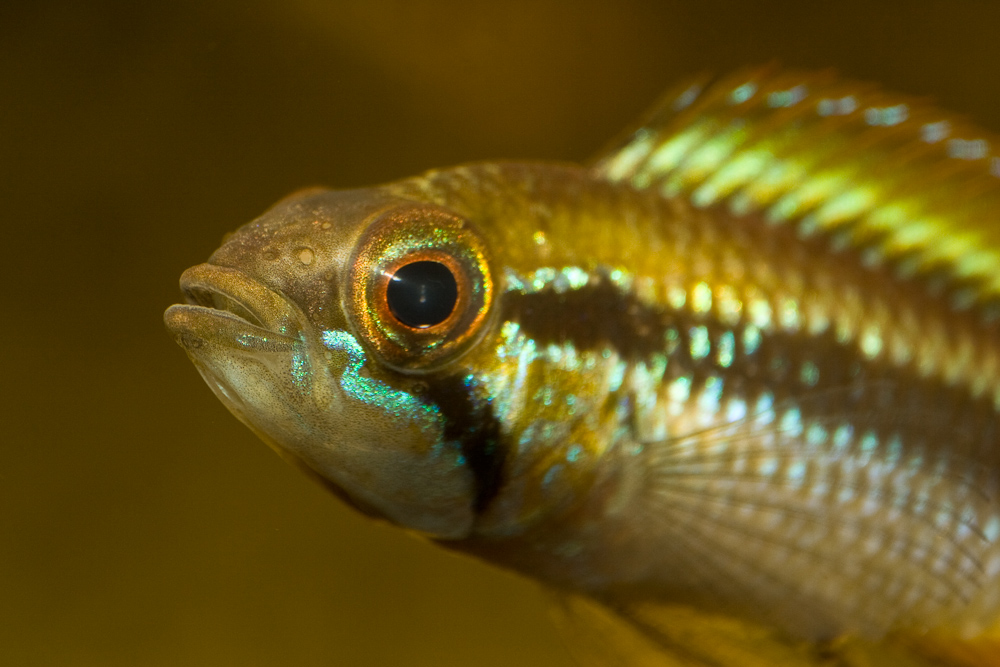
[
  {"left": 345, "top": 205, "right": 494, "bottom": 372},
  {"left": 386, "top": 261, "right": 459, "bottom": 328}
]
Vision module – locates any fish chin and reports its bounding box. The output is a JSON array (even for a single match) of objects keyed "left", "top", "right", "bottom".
[
  {"left": 164, "top": 262, "right": 305, "bottom": 422},
  {"left": 165, "top": 264, "right": 477, "bottom": 539}
]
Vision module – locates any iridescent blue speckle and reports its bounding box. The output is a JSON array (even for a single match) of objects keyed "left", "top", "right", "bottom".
[
  {"left": 321, "top": 330, "right": 441, "bottom": 433},
  {"left": 290, "top": 342, "right": 311, "bottom": 391}
]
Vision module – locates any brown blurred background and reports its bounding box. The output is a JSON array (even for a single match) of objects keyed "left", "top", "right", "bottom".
[{"left": 4, "top": 1, "right": 1000, "bottom": 665}]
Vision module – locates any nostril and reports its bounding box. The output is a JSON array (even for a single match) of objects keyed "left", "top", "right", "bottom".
[{"left": 179, "top": 332, "right": 204, "bottom": 349}]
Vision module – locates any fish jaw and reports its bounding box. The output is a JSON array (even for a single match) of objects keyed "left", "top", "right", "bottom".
[
  {"left": 165, "top": 256, "right": 477, "bottom": 539},
  {"left": 164, "top": 263, "right": 306, "bottom": 442}
]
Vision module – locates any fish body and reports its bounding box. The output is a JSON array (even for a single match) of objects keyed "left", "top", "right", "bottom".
[{"left": 165, "top": 68, "right": 1000, "bottom": 665}]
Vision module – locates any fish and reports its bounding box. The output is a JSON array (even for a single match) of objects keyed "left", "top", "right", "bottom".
[{"left": 164, "top": 66, "right": 1000, "bottom": 666}]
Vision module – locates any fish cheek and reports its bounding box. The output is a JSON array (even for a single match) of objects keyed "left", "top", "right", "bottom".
[
  {"left": 181, "top": 326, "right": 477, "bottom": 538},
  {"left": 283, "top": 336, "right": 479, "bottom": 538},
  {"left": 313, "top": 400, "right": 478, "bottom": 539}
]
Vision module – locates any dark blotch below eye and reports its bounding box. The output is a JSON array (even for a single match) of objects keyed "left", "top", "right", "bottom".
[{"left": 386, "top": 261, "right": 458, "bottom": 328}]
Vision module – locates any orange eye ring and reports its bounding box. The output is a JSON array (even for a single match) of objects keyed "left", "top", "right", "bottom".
[{"left": 345, "top": 205, "right": 494, "bottom": 373}]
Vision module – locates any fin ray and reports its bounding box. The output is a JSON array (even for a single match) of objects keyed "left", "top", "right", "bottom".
[
  {"left": 600, "top": 381, "right": 1000, "bottom": 644},
  {"left": 593, "top": 67, "right": 1000, "bottom": 315}
]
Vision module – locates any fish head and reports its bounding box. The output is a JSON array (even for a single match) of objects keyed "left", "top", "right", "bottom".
[{"left": 164, "top": 187, "right": 497, "bottom": 539}]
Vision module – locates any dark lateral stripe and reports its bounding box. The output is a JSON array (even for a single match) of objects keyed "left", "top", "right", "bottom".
[
  {"left": 424, "top": 373, "right": 506, "bottom": 514},
  {"left": 503, "top": 277, "right": 1000, "bottom": 473},
  {"left": 502, "top": 280, "right": 674, "bottom": 360}
]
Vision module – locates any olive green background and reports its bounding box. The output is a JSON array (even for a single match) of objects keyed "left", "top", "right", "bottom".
[{"left": 5, "top": 2, "right": 1000, "bottom": 665}]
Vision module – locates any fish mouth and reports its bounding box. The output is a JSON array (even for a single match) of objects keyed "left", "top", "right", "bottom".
[{"left": 164, "top": 263, "right": 301, "bottom": 353}]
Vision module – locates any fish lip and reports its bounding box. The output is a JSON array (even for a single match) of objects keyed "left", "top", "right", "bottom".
[{"left": 164, "top": 263, "right": 302, "bottom": 350}]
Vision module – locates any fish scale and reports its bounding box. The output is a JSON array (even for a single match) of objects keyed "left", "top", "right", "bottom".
[{"left": 166, "top": 69, "right": 1000, "bottom": 665}]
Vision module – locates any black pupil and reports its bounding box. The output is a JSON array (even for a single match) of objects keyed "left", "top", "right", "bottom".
[{"left": 386, "top": 261, "right": 459, "bottom": 328}]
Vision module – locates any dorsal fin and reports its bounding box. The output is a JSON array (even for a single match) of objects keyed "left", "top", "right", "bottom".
[{"left": 592, "top": 66, "right": 1000, "bottom": 319}]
